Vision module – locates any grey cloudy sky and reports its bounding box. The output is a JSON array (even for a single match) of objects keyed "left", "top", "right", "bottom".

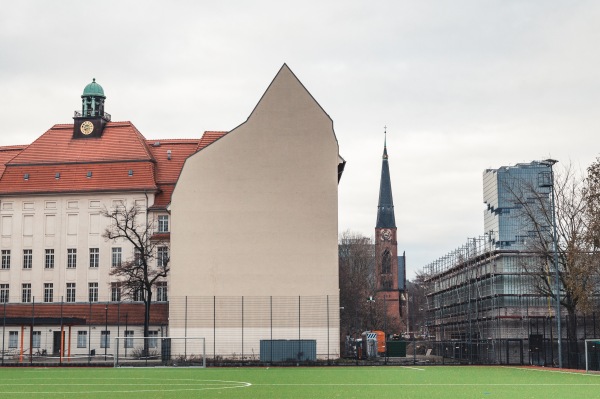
[{"left": 1, "top": 1, "right": 599, "bottom": 278}]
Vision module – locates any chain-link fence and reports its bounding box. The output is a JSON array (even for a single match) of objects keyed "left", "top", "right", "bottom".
[
  {"left": 0, "top": 299, "right": 167, "bottom": 366},
  {"left": 1, "top": 294, "right": 340, "bottom": 366}
]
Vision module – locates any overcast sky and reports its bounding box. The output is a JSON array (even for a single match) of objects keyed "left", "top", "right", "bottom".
[{"left": 1, "top": 1, "right": 599, "bottom": 279}]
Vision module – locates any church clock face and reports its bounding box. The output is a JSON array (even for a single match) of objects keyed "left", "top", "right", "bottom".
[
  {"left": 80, "top": 121, "right": 94, "bottom": 135},
  {"left": 380, "top": 229, "right": 392, "bottom": 241}
]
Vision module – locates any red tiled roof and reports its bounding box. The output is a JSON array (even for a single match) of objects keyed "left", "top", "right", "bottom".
[
  {"left": 150, "top": 184, "right": 174, "bottom": 210},
  {"left": 196, "top": 131, "right": 227, "bottom": 152},
  {"left": 0, "top": 125, "right": 226, "bottom": 202},
  {"left": 0, "top": 145, "right": 26, "bottom": 178},
  {"left": 146, "top": 139, "right": 200, "bottom": 184},
  {"left": 8, "top": 122, "right": 154, "bottom": 165},
  {"left": 0, "top": 161, "right": 157, "bottom": 195}
]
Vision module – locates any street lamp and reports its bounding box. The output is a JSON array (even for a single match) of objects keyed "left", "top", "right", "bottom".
[
  {"left": 367, "top": 296, "right": 375, "bottom": 331},
  {"left": 543, "top": 158, "right": 562, "bottom": 368}
]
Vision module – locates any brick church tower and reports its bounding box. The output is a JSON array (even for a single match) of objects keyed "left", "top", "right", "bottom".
[{"left": 375, "top": 132, "right": 404, "bottom": 332}]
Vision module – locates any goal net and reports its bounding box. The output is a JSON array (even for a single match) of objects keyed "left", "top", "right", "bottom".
[
  {"left": 584, "top": 339, "right": 600, "bottom": 373},
  {"left": 113, "top": 337, "right": 205, "bottom": 367}
]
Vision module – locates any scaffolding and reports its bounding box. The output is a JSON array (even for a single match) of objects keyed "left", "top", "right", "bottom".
[{"left": 422, "top": 233, "right": 560, "bottom": 364}]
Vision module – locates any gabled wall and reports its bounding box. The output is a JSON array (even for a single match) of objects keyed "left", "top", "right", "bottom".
[
  {"left": 169, "top": 65, "right": 342, "bottom": 358},
  {"left": 171, "top": 65, "right": 340, "bottom": 298}
]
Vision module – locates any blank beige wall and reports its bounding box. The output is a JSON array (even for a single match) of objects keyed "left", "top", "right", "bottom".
[{"left": 170, "top": 65, "right": 341, "bottom": 298}]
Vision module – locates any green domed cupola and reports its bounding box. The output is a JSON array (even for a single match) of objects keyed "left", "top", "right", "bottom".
[
  {"left": 73, "top": 78, "right": 111, "bottom": 139},
  {"left": 82, "top": 78, "right": 106, "bottom": 98},
  {"left": 80, "top": 78, "right": 108, "bottom": 118}
]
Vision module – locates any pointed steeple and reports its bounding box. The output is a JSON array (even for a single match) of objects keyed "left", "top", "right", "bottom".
[{"left": 376, "top": 128, "right": 396, "bottom": 228}]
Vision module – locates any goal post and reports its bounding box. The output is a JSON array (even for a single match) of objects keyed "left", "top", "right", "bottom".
[
  {"left": 113, "top": 336, "right": 205, "bottom": 367},
  {"left": 584, "top": 339, "right": 600, "bottom": 373}
]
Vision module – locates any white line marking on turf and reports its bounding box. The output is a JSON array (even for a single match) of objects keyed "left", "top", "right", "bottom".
[
  {"left": 506, "top": 366, "right": 600, "bottom": 376},
  {"left": 0, "top": 379, "right": 252, "bottom": 395},
  {"left": 402, "top": 366, "right": 425, "bottom": 371}
]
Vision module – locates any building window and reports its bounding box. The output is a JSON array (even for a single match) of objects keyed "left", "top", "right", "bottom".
[
  {"left": 111, "top": 282, "right": 121, "bottom": 302},
  {"left": 112, "top": 247, "right": 122, "bottom": 268},
  {"left": 125, "top": 330, "right": 134, "bottom": 348},
  {"left": 44, "top": 283, "right": 53, "bottom": 303},
  {"left": 1, "top": 250, "right": 10, "bottom": 269},
  {"left": 32, "top": 331, "right": 41, "bottom": 348},
  {"left": 89, "top": 248, "right": 99, "bottom": 268},
  {"left": 158, "top": 215, "right": 169, "bottom": 233},
  {"left": 148, "top": 330, "right": 159, "bottom": 348},
  {"left": 134, "top": 248, "right": 142, "bottom": 266},
  {"left": 156, "top": 281, "right": 167, "bottom": 302},
  {"left": 66, "top": 283, "right": 76, "bottom": 303},
  {"left": 22, "top": 283, "right": 31, "bottom": 303},
  {"left": 23, "top": 249, "right": 32, "bottom": 269},
  {"left": 382, "top": 249, "right": 391, "bottom": 274},
  {"left": 9, "top": 331, "right": 18, "bottom": 348},
  {"left": 0, "top": 284, "right": 8, "bottom": 303},
  {"left": 88, "top": 282, "right": 98, "bottom": 302},
  {"left": 77, "top": 331, "right": 87, "bottom": 348},
  {"left": 101, "top": 331, "right": 110, "bottom": 348},
  {"left": 133, "top": 286, "right": 144, "bottom": 302},
  {"left": 157, "top": 247, "right": 169, "bottom": 268},
  {"left": 45, "top": 249, "right": 55, "bottom": 269},
  {"left": 67, "top": 248, "right": 77, "bottom": 269}
]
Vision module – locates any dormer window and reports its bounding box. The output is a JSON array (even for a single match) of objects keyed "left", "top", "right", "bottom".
[
  {"left": 128, "top": 169, "right": 133, "bottom": 177},
  {"left": 86, "top": 171, "right": 92, "bottom": 178},
  {"left": 23, "top": 173, "right": 29, "bottom": 180},
  {"left": 55, "top": 173, "right": 60, "bottom": 179}
]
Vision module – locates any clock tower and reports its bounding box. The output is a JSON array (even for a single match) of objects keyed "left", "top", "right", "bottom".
[
  {"left": 375, "top": 130, "right": 404, "bottom": 332},
  {"left": 73, "top": 78, "right": 111, "bottom": 138}
]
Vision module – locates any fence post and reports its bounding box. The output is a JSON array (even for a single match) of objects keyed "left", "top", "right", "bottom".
[
  {"left": 88, "top": 301, "right": 92, "bottom": 365},
  {"left": 213, "top": 296, "right": 216, "bottom": 361},
  {"left": 184, "top": 296, "right": 188, "bottom": 357},
  {"left": 298, "top": 296, "right": 301, "bottom": 362},
  {"left": 241, "top": 296, "right": 244, "bottom": 362},
  {"left": 30, "top": 298, "right": 35, "bottom": 365},
  {"left": 327, "top": 295, "right": 329, "bottom": 363},
  {"left": 2, "top": 301, "right": 5, "bottom": 365},
  {"left": 59, "top": 297, "right": 63, "bottom": 365},
  {"left": 270, "top": 296, "right": 273, "bottom": 363}
]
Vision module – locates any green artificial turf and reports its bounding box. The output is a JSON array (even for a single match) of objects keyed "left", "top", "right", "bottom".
[{"left": 0, "top": 366, "right": 598, "bottom": 399}]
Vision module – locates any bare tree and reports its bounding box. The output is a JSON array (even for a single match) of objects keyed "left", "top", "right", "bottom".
[
  {"left": 509, "top": 164, "right": 600, "bottom": 365},
  {"left": 102, "top": 203, "right": 170, "bottom": 343},
  {"left": 339, "top": 231, "right": 389, "bottom": 338}
]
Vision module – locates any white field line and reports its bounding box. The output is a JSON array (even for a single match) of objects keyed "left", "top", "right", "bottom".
[
  {"left": 505, "top": 366, "right": 600, "bottom": 377},
  {"left": 0, "top": 379, "right": 252, "bottom": 395},
  {"left": 251, "top": 383, "right": 600, "bottom": 386},
  {"left": 401, "top": 366, "right": 426, "bottom": 371}
]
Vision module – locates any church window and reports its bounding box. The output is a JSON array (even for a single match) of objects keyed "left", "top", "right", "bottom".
[{"left": 382, "top": 249, "right": 391, "bottom": 274}]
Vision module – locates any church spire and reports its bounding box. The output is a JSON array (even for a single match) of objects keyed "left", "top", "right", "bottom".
[{"left": 376, "top": 127, "right": 396, "bottom": 228}]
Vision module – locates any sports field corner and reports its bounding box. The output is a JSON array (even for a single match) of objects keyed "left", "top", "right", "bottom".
[{"left": 1, "top": 365, "right": 599, "bottom": 399}]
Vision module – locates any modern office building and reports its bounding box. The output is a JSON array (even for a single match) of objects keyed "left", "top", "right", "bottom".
[{"left": 483, "top": 161, "right": 553, "bottom": 249}]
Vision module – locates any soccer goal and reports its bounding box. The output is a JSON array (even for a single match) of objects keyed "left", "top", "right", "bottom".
[
  {"left": 113, "top": 336, "right": 205, "bottom": 367},
  {"left": 584, "top": 339, "right": 600, "bottom": 373}
]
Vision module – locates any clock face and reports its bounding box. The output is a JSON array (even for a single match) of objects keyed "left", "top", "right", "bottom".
[
  {"left": 80, "top": 121, "right": 94, "bottom": 135},
  {"left": 381, "top": 229, "right": 392, "bottom": 241}
]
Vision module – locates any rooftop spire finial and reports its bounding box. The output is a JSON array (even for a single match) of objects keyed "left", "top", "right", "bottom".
[
  {"left": 384, "top": 125, "right": 387, "bottom": 147},
  {"left": 383, "top": 125, "right": 388, "bottom": 160}
]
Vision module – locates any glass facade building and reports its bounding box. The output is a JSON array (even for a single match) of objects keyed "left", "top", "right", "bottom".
[{"left": 483, "top": 161, "right": 552, "bottom": 250}]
